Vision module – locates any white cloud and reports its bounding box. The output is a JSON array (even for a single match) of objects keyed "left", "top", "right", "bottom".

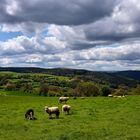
[
  {"left": 5, "top": 0, "right": 19, "bottom": 16},
  {"left": 0, "top": 58, "right": 13, "bottom": 66}
]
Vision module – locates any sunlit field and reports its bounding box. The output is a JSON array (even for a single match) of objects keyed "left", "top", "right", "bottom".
[{"left": 0, "top": 95, "right": 140, "bottom": 140}]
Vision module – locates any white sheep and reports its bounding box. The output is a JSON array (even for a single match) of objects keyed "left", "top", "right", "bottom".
[
  {"left": 108, "top": 94, "right": 113, "bottom": 97},
  {"left": 45, "top": 106, "right": 60, "bottom": 119},
  {"left": 113, "top": 95, "right": 125, "bottom": 98},
  {"left": 59, "top": 97, "right": 69, "bottom": 103},
  {"left": 62, "top": 104, "right": 71, "bottom": 115},
  {"left": 81, "top": 97, "right": 85, "bottom": 99}
]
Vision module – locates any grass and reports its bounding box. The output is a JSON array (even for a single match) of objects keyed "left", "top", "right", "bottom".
[{"left": 0, "top": 95, "right": 140, "bottom": 140}]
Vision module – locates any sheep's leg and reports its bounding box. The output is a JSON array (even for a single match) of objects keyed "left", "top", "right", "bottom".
[
  {"left": 49, "top": 113, "right": 52, "bottom": 119},
  {"left": 56, "top": 111, "right": 60, "bottom": 119},
  {"left": 67, "top": 110, "right": 69, "bottom": 115}
]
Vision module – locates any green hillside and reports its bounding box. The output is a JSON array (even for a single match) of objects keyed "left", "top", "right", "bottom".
[{"left": 0, "top": 67, "right": 140, "bottom": 88}]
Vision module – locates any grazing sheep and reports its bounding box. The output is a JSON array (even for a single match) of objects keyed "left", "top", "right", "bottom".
[
  {"left": 45, "top": 106, "right": 60, "bottom": 119},
  {"left": 108, "top": 94, "right": 113, "bottom": 97},
  {"left": 62, "top": 105, "right": 71, "bottom": 115},
  {"left": 81, "top": 97, "right": 85, "bottom": 99},
  {"left": 25, "top": 109, "right": 37, "bottom": 120},
  {"left": 59, "top": 97, "right": 69, "bottom": 103},
  {"left": 113, "top": 95, "right": 125, "bottom": 98}
]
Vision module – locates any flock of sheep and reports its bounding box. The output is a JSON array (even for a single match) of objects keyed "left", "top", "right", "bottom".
[
  {"left": 25, "top": 97, "right": 71, "bottom": 120},
  {"left": 25, "top": 95, "right": 125, "bottom": 120},
  {"left": 108, "top": 94, "right": 126, "bottom": 98}
]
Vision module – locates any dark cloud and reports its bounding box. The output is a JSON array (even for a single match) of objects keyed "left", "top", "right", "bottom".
[
  {"left": 84, "top": 18, "right": 140, "bottom": 42},
  {"left": 68, "top": 41, "right": 111, "bottom": 50},
  {"left": 0, "top": 0, "right": 118, "bottom": 25},
  {"left": 84, "top": 0, "right": 140, "bottom": 42}
]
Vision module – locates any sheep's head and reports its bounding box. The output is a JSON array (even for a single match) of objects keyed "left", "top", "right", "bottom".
[{"left": 45, "top": 106, "right": 49, "bottom": 111}]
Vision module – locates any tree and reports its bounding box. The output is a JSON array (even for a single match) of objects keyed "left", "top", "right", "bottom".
[
  {"left": 0, "top": 75, "right": 8, "bottom": 86},
  {"left": 100, "top": 85, "right": 111, "bottom": 96},
  {"left": 39, "top": 83, "right": 49, "bottom": 96},
  {"left": 5, "top": 82, "right": 16, "bottom": 91},
  {"left": 69, "top": 76, "right": 82, "bottom": 88},
  {"left": 22, "top": 83, "right": 33, "bottom": 93},
  {"left": 130, "top": 84, "right": 140, "bottom": 95},
  {"left": 114, "top": 85, "right": 129, "bottom": 96},
  {"left": 75, "top": 82, "right": 100, "bottom": 97}
]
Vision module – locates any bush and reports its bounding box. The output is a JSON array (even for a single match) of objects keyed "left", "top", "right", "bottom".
[
  {"left": 75, "top": 82, "right": 100, "bottom": 97},
  {"left": 39, "top": 83, "right": 49, "bottom": 96},
  {"left": 100, "top": 85, "right": 111, "bottom": 96},
  {"left": 5, "top": 83, "right": 16, "bottom": 91},
  {"left": 114, "top": 85, "right": 129, "bottom": 96},
  {"left": 130, "top": 84, "right": 140, "bottom": 95}
]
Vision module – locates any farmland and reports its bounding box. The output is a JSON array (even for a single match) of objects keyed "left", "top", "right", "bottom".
[{"left": 0, "top": 95, "right": 140, "bottom": 140}]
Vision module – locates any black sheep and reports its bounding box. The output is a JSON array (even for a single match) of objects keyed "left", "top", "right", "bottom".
[{"left": 25, "top": 109, "right": 37, "bottom": 120}]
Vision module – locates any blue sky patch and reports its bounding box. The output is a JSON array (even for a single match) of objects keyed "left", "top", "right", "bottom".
[{"left": 0, "top": 31, "right": 23, "bottom": 41}]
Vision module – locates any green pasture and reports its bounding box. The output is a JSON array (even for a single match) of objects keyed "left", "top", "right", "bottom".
[{"left": 0, "top": 95, "right": 140, "bottom": 140}]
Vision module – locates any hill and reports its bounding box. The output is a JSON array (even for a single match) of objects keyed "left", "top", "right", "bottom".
[
  {"left": 0, "top": 67, "right": 140, "bottom": 87},
  {"left": 113, "top": 71, "right": 140, "bottom": 81}
]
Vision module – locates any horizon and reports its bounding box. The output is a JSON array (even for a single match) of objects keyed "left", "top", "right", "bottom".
[
  {"left": 0, "top": 0, "right": 140, "bottom": 71},
  {"left": 0, "top": 66, "right": 139, "bottom": 72}
]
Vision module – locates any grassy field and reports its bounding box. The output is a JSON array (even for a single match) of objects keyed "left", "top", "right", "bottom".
[{"left": 0, "top": 95, "right": 140, "bottom": 140}]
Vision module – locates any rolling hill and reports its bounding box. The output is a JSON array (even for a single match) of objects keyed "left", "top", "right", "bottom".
[{"left": 0, "top": 67, "right": 140, "bottom": 87}]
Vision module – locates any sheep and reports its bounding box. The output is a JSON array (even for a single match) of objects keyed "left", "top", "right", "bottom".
[
  {"left": 113, "top": 95, "right": 125, "bottom": 98},
  {"left": 108, "top": 94, "right": 113, "bottom": 97},
  {"left": 45, "top": 106, "right": 60, "bottom": 119},
  {"left": 25, "top": 109, "right": 37, "bottom": 120},
  {"left": 62, "top": 104, "right": 71, "bottom": 115},
  {"left": 59, "top": 97, "right": 69, "bottom": 103},
  {"left": 81, "top": 97, "right": 85, "bottom": 99}
]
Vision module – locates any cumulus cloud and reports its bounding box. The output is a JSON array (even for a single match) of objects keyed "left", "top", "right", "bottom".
[
  {"left": 0, "top": 34, "right": 66, "bottom": 56},
  {"left": 73, "top": 43, "right": 140, "bottom": 61},
  {"left": 84, "top": 0, "right": 140, "bottom": 42}
]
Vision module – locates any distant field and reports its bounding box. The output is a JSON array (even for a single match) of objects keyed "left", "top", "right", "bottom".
[{"left": 0, "top": 95, "right": 140, "bottom": 140}]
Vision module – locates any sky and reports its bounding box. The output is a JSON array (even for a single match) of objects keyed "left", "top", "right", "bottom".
[{"left": 0, "top": 0, "right": 140, "bottom": 71}]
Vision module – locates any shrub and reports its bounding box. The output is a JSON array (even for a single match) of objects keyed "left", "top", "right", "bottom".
[
  {"left": 130, "top": 84, "right": 140, "bottom": 95},
  {"left": 39, "top": 83, "right": 49, "bottom": 96},
  {"left": 100, "top": 85, "right": 111, "bottom": 96},
  {"left": 75, "top": 82, "right": 100, "bottom": 97},
  {"left": 5, "top": 83, "right": 16, "bottom": 91},
  {"left": 114, "top": 85, "right": 129, "bottom": 96}
]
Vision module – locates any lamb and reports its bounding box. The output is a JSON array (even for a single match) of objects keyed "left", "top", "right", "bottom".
[
  {"left": 62, "top": 104, "right": 71, "bottom": 115},
  {"left": 25, "top": 109, "right": 37, "bottom": 120},
  {"left": 45, "top": 106, "right": 60, "bottom": 119},
  {"left": 59, "top": 97, "right": 69, "bottom": 103}
]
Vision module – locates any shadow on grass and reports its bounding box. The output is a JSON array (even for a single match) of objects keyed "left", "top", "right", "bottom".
[{"left": 48, "top": 116, "right": 64, "bottom": 119}]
